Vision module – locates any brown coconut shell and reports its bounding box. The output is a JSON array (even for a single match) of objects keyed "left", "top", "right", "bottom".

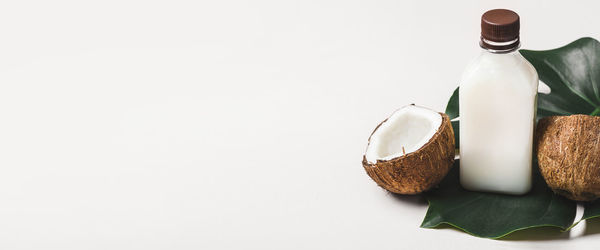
[
  {"left": 536, "top": 115, "right": 600, "bottom": 201},
  {"left": 362, "top": 113, "right": 455, "bottom": 194}
]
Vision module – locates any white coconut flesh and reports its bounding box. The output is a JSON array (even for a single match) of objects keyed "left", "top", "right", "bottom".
[{"left": 365, "top": 105, "right": 442, "bottom": 164}]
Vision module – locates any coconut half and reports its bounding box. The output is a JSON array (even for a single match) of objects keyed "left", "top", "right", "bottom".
[
  {"left": 536, "top": 115, "right": 600, "bottom": 201},
  {"left": 362, "top": 105, "right": 455, "bottom": 194}
]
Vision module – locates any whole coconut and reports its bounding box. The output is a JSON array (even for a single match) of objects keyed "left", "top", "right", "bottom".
[{"left": 536, "top": 115, "right": 600, "bottom": 201}]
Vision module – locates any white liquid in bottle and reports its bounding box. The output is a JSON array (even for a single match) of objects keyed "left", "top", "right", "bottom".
[{"left": 459, "top": 9, "right": 538, "bottom": 195}]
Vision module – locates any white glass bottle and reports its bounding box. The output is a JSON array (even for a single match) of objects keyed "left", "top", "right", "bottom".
[{"left": 459, "top": 9, "right": 538, "bottom": 195}]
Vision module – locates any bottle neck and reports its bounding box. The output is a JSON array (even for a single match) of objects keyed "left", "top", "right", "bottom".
[{"left": 479, "top": 37, "right": 520, "bottom": 54}]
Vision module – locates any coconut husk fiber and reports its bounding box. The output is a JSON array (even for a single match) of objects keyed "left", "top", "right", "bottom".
[{"left": 536, "top": 115, "right": 600, "bottom": 201}]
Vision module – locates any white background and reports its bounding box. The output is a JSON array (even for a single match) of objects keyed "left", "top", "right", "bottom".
[{"left": 1, "top": 0, "right": 599, "bottom": 249}]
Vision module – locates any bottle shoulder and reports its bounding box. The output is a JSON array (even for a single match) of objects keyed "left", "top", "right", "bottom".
[
  {"left": 460, "top": 50, "right": 538, "bottom": 94},
  {"left": 519, "top": 52, "right": 539, "bottom": 82},
  {"left": 461, "top": 51, "right": 538, "bottom": 84}
]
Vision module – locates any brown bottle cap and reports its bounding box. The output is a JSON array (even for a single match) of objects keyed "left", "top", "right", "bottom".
[{"left": 480, "top": 9, "right": 520, "bottom": 51}]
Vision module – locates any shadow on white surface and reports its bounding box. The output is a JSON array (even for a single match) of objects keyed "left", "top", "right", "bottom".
[
  {"left": 584, "top": 217, "right": 600, "bottom": 236},
  {"left": 422, "top": 223, "right": 570, "bottom": 241},
  {"left": 500, "top": 216, "right": 600, "bottom": 241},
  {"left": 500, "top": 226, "right": 570, "bottom": 241},
  {"left": 387, "top": 192, "right": 428, "bottom": 207}
]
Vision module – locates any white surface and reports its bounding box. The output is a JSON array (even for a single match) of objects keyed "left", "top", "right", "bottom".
[{"left": 1, "top": 0, "right": 599, "bottom": 249}]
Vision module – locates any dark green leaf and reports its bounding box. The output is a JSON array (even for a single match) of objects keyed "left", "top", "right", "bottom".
[
  {"left": 451, "top": 120, "right": 459, "bottom": 149},
  {"left": 445, "top": 88, "right": 459, "bottom": 119},
  {"left": 521, "top": 37, "right": 600, "bottom": 222},
  {"left": 583, "top": 200, "right": 600, "bottom": 220},
  {"left": 520, "top": 37, "right": 600, "bottom": 118},
  {"left": 432, "top": 38, "right": 600, "bottom": 238},
  {"left": 421, "top": 160, "right": 577, "bottom": 239},
  {"left": 445, "top": 88, "right": 460, "bottom": 149}
]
